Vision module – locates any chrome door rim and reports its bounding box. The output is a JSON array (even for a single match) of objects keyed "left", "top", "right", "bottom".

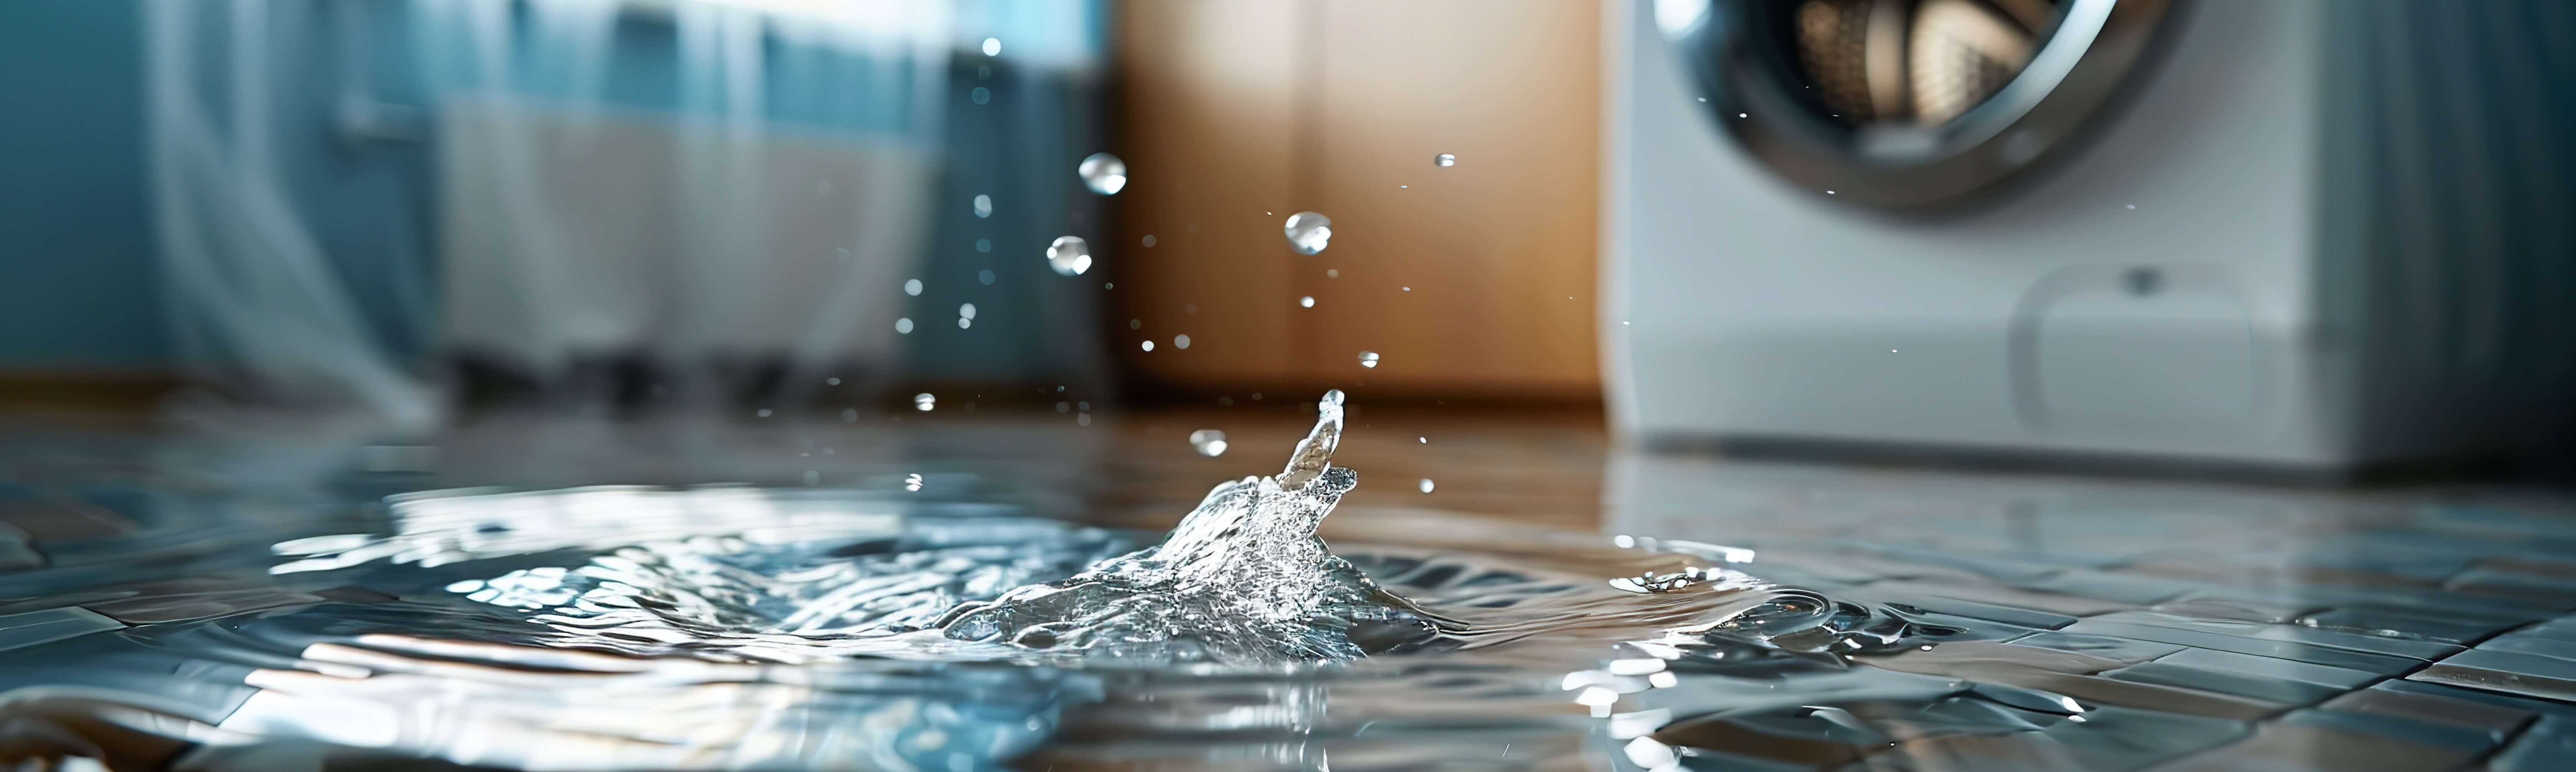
[{"left": 1658, "top": 0, "right": 2178, "bottom": 210}]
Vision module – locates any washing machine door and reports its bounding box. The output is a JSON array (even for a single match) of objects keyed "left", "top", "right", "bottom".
[{"left": 1655, "top": 0, "right": 2175, "bottom": 210}]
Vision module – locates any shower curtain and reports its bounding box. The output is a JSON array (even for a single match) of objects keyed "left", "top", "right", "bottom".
[{"left": 141, "top": 0, "right": 1106, "bottom": 425}]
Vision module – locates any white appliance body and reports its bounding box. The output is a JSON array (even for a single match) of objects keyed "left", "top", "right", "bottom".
[{"left": 1605, "top": 0, "right": 2576, "bottom": 471}]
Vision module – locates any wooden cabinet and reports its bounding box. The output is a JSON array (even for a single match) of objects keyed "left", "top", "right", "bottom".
[{"left": 1108, "top": 0, "right": 1601, "bottom": 402}]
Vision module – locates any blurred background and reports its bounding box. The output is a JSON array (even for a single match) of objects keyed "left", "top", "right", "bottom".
[
  {"left": 0, "top": 0, "right": 1600, "bottom": 428},
  {"left": 1, "top": 0, "right": 2570, "bottom": 482}
]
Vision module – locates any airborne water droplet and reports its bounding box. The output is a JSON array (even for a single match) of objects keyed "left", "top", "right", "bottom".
[
  {"left": 972, "top": 194, "right": 992, "bottom": 218},
  {"left": 1299, "top": 296, "right": 1315, "bottom": 308},
  {"left": 959, "top": 303, "right": 978, "bottom": 320},
  {"left": 914, "top": 393, "right": 936, "bottom": 411},
  {"left": 904, "top": 279, "right": 922, "bottom": 296},
  {"left": 981, "top": 37, "right": 1001, "bottom": 56},
  {"left": 1357, "top": 351, "right": 1380, "bottom": 368},
  {"left": 1284, "top": 212, "right": 1332, "bottom": 255},
  {"left": 1141, "top": 340, "right": 1155, "bottom": 352},
  {"left": 895, "top": 318, "right": 913, "bottom": 333},
  {"left": 1174, "top": 334, "right": 1191, "bottom": 349},
  {"left": 1434, "top": 153, "right": 1456, "bottom": 167},
  {"left": 1047, "top": 236, "right": 1092, "bottom": 276},
  {"left": 1079, "top": 153, "right": 1127, "bottom": 195},
  {"left": 1188, "top": 429, "right": 1228, "bottom": 457},
  {"left": 1419, "top": 478, "right": 1435, "bottom": 493}
]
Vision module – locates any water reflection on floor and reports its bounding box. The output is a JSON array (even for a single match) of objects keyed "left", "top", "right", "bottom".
[{"left": 1, "top": 406, "right": 2572, "bottom": 770}]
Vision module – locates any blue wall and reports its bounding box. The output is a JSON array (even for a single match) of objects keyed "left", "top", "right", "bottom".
[{"left": 0, "top": 0, "right": 167, "bottom": 367}]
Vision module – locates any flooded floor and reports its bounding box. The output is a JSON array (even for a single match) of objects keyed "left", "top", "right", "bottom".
[{"left": 2, "top": 399, "right": 2573, "bottom": 771}]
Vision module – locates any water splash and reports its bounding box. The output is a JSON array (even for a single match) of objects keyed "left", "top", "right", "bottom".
[
  {"left": 1046, "top": 236, "right": 1092, "bottom": 276},
  {"left": 935, "top": 391, "right": 1451, "bottom": 663},
  {"left": 1078, "top": 152, "right": 1127, "bottom": 195},
  {"left": 1284, "top": 212, "right": 1332, "bottom": 254}
]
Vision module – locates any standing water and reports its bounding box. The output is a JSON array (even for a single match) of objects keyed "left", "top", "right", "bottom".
[{"left": 0, "top": 394, "right": 2571, "bottom": 770}]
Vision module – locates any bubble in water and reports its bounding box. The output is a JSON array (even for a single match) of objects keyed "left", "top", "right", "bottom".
[
  {"left": 914, "top": 393, "right": 936, "bottom": 411},
  {"left": 904, "top": 279, "right": 923, "bottom": 296},
  {"left": 1358, "top": 351, "right": 1380, "bottom": 368},
  {"left": 1418, "top": 478, "right": 1436, "bottom": 493},
  {"left": 895, "top": 318, "right": 913, "bottom": 334},
  {"left": 1174, "top": 334, "right": 1192, "bottom": 349},
  {"left": 1284, "top": 212, "right": 1332, "bottom": 255},
  {"left": 1079, "top": 153, "right": 1127, "bottom": 195},
  {"left": 1047, "top": 236, "right": 1092, "bottom": 276},
  {"left": 1189, "top": 429, "right": 1229, "bottom": 457},
  {"left": 1300, "top": 296, "right": 1314, "bottom": 308},
  {"left": 1141, "top": 340, "right": 1155, "bottom": 352},
  {"left": 973, "top": 194, "right": 992, "bottom": 218},
  {"left": 1434, "top": 153, "right": 1456, "bottom": 167},
  {"left": 959, "top": 303, "right": 978, "bottom": 320}
]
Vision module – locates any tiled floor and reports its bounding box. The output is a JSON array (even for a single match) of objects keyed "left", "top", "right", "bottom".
[{"left": 1, "top": 407, "right": 2573, "bottom": 770}]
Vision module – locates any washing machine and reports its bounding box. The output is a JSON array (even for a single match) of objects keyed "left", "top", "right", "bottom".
[{"left": 1606, "top": 0, "right": 2576, "bottom": 474}]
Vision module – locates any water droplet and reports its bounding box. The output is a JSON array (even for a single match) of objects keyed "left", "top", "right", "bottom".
[
  {"left": 914, "top": 393, "right": 936, "bottom": 411},
  {"left": 1054, "top": 401, "right": 1069, "bottom": 413},
  {"left": 978, "top": 269, "right": 996, "bottom": 285},
  {"left": 1188, "top": 429, "right": 1229, "bottom": 457},
  {"left": 1402, "top": 286, "right": 1411, "bottom": 292},
  {"left": 1418, "top": 436, "right": 1426, "bottom": 444},
  {"left": 1174, "top": 334, "right": 1191, "bottom": 349},
  {"left": 959, "top": 303, "right": 978, "bottom": 320},
  {"left": 972, "top": 194, "right": 992, "bottom": 218},
  {"left": 1046, "top": 236, "right": 1092, "bottom": 275},
  {"left": 904, "top": 279, "right": 922, "bottom": 296},
  {"left": 1357, "top": 351, "right": 1380, "bottom": 368},
  {"left": 1826, "top": 190, "right": 1837, "bottom": 195},
  {"left": 1140, "top": 340, "right": 1155, "bottom": 352},
  {"left": 1184, "top": 303, "right": 1197, "bottom": 314},
  {"left": 1283, "top": 212, "right": 1332, "bottom": 254},
  {"left": 904, "top": 472, "right": 923, "bottom": 491},
  {"left": 957, "top": 317, "right": 972, "bottom": 329},
  {"left": 981, "top": 37, "right": 1001, "bottom": 56},
  {"left": 756, "top": 408, "right": 773, "bottom": 418},
  {"left": 1128, "top": 319, "right": 1142, "bottom": 329},
  {"left": 974, "top": 238, "right": 991, "bottom": 253},
  {"left": 2126, "top": 204, "right": 2138, "bottom": 210},
  {"left": 969, "top": 87, "right": 990, "bottom": 105},
  {"left": 1738, "top": 112, "right": 1747, "bottom": 118},
  {"left": 803, "top": 470, "right": 821, "bottom": 486},
  {"left": 1299, "top": 296, "right": 1314, "bottom": 308},
  {"left": 895, "top": 318, "right": 913, "bottom": 334},
  {"left": 1326, "top": 269, "right": 1338, "bottom": 278},
  {"left": 826, "top": 377, "right": 841, "bottom": 386},
  {"left": 840, "top": 408, "right": 858, "bottom": 422},
  {"left": 1434, "top": 153, "right": 1456, "bottom": 167},
  {"left": 1418, "top": 478, "right": 1436, "bottom": 493},
  {"left": 1078, "top": 152, "right": 1127, "bottom": 195},
  {"left": 1142, "top": 234, "right": 1157, "bottom": 247},
  {"left": 1076, "top": 412, "right": 1092, "bottom": 426}
]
